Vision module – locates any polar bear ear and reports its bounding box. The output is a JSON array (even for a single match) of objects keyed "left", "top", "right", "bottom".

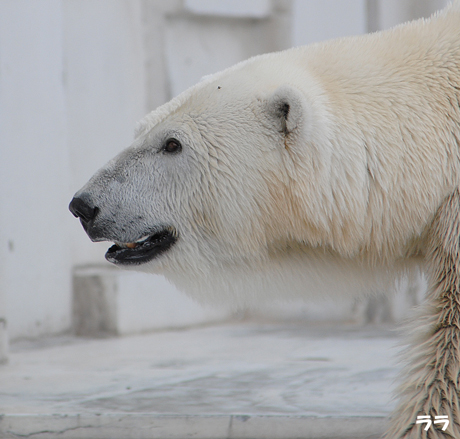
[{"left": 266, "top": 85, "right": 304, "bottom": 136}]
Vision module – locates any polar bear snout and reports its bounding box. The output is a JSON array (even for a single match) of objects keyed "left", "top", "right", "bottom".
[
  {"left": 69, "top": 187, "right": 179, "bottom": 266},
  {"left": 69, "top": 194, "right": 99, "bottom": 236}
]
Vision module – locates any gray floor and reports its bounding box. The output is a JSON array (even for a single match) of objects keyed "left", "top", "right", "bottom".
[{"left": 0, "top": 321, "right": 403, "bottom": 439}]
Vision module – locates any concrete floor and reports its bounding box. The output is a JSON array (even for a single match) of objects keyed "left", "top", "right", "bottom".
[{"left": 0, "top": 320, "right": 402, "bottom": 439}]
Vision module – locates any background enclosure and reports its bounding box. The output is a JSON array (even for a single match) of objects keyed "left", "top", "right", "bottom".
[{"left": 0, "top": 0, "right": 449, "bottom": 358}]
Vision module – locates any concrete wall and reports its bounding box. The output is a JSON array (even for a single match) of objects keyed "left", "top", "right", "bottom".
[
  {"left": 0, "top": 1, "right": 72, "bottom": 343},
  {"left": 0, "top": 0, "right": 451, "bottom": 353}
]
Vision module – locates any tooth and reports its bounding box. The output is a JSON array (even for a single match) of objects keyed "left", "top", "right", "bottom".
[
  {"left": 126, "top": 243, "right": 138, "bottom": 249},
  {"left": 135, "top": 235, "right": 150, "bottom": 244}
]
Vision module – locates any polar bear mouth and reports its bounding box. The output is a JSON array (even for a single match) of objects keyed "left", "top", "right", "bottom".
[{"left": 105, "top": 229, "right": 177, "bottom": 265}]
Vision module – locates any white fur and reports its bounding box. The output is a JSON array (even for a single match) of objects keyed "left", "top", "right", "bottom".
[
  {"left": 132, "top": 3, "right": 460, "bottom": 305},
  {"left": 73, "top": 3, "right": 460, "bottom": 437}
]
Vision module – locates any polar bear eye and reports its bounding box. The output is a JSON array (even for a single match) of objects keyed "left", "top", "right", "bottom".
[{"left": 163, "top": 139, "right": 182, "bottom": 154}]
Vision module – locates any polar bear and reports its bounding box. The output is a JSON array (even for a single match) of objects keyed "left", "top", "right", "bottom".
[{"left": 70, "top": 3, "right": 460, "bottom": 438}]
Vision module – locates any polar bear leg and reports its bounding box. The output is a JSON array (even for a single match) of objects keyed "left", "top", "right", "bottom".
[{"left": 385, "top": 190, "right": 460, "bottom": 438}]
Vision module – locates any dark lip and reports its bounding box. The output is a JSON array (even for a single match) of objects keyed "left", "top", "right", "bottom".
[{"left": 105, "top": 229, "right": 177, "bottom": 265}]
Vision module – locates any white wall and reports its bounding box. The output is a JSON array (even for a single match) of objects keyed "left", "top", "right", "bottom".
[
  {"left": 0, "top": 0, "right": 72, "bottom": 339},
  {"left": 0, "top": 0, "right": 451, "bottom": 346},
  {"left": 292, "top": 0, "right": 367, "bottom": 46},
  {"left": 165, "top": 15, "right": 274, "bottom": 96},
  {"left": 376, "top": 0, "right": 449, "bottom": 30},
  {"left": 0, "top": 0, "right": 152, "bottom": 341},
  {"left": 0, "top": 0, "right": 292, "bottom": 342}
]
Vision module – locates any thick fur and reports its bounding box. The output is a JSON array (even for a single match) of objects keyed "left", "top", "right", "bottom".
[
  {"left": 72, "top": 3, "right": 460, "bottom": 438},
  {"left": 385, "top": 189, "right": 460, "bottom": 438}
]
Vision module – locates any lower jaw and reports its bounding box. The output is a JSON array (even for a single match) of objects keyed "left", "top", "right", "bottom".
[{"left": 105, "top": 233, "right": 176, "bottom": 266}]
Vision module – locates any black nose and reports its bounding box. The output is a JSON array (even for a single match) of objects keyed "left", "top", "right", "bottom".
[{"left": 69, "top": 195, "right": 98, "bottom": 223}]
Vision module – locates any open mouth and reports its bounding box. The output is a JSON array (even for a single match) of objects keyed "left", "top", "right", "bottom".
[{"left": 105, "top": 228, "right": 177, "bottom": 265}]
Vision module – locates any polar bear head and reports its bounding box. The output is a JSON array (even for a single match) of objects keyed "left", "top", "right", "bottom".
[
  {"left": 70, "top": 40, "right": 450, "bottom": 303},
  {"left": 69, "top": 54, "right": 336, "bottom": 278}
]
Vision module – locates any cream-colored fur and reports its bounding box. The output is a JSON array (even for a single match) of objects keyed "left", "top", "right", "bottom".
[
  {"left": 72, "top": 3, "right": 460, "bottom": 438},
  {"left": 385, "top": 189, "right": 460, "bottom": 438}
]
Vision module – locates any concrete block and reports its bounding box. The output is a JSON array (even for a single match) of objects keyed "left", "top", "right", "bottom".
[{"left": 72, "top": 265, "right": 231, "bottom": 337}]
